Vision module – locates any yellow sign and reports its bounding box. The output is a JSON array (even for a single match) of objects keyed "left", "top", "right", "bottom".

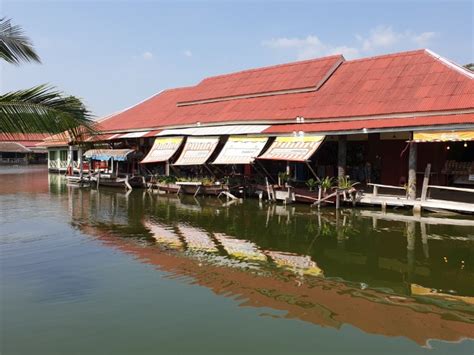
[{"left": 413, "top": 130, "right": 474, "bottom": 142}]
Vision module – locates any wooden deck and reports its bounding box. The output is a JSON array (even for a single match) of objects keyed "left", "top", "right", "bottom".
[{"left": 358, "top": 193, "right": 474, "bottom": 213}]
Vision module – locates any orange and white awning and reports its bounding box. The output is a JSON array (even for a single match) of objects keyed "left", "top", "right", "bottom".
[
  {"left": 173, "top": 137, "right": 219, "bottom": 166},
  {"left": 413, "top": 130, "right": 474, "bottom": 142},
  {"left": 212, "top": 136, "right": 268, "bottom": 165},
  {"left": 258, "top": 135, "right": 324, "bottom": 162},
  {"left": 141, "top": 137, "right": 183, "bottom": 164}
]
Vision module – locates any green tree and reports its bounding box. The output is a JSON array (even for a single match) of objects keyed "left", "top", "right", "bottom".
[{"left": 0, "top": 17, "right": 94, "bottom": 139}]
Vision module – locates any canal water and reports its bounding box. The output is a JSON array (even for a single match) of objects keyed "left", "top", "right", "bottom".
[{"left": 1, "top": 167, "right": 473, "bottom": 354}]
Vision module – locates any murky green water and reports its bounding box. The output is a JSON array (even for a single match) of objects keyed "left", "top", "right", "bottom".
[{"left": 1, "top": 167, "right": 473, "bottom": 354}]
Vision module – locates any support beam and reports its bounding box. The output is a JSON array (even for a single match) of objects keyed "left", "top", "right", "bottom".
[
  {"left": 165, "top": 161, "right": 170, "bottom": 176},
  {"left": 67, "top": 145, "right": 74, "bottom": 175},
  {"left": 408, "top": 141, "right": 417, "bottom": 200},
  {"left": 337, "top": 135, "right": 347, "bottom": 180},
  {"left": 78, "top": 147, "right": 83, "bottom": 179}
]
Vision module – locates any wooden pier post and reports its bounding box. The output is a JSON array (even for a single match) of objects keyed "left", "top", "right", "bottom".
[
  {"left": 78, "top": 147, "right": 83, "bottom": 180},
  {"left": 408, "top": 141, "right": 417, "bottom": 200},
  {"left": 338, "top": 135, "right": 347, "bottom": 180}
]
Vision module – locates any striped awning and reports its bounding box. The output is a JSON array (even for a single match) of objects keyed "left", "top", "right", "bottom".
[
  {"left": 141, "top": 137, "right": 183, "bottom": 164},
  {"left": 84, "top": 149, "right": 135, "bottom": 161},
  {"left": 413, "top": 130, "right": 474, "bottom": 142},
  {"left": 258, "top": 135, "right": 325, "bottom": 162},
  {"left": 212, "top": 136, "right": 268, "bottom": 165},
  {"left": 173, "top": 137, "right": 219, "bottom": 166}
]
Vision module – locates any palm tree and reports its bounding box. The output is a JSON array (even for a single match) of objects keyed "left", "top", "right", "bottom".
[{"left": 0, "top": 17, "right": 94, "bottom": 140}]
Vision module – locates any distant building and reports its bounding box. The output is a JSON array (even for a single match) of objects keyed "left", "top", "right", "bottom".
[{"left": 0, "top": 133, "right": 49, "bottom": 165}]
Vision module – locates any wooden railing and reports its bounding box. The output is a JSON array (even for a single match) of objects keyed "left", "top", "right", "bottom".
[{"left": 367, "top": 183, "right": 407, "bottom": 198}]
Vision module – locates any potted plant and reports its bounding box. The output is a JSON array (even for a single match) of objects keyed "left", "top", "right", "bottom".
[
  {"left": 319, "top": 176, "right": 334, "bottom": 197},
  {"left": 278, "top": 171, "right": 290, "bottom": 187},
  {"left": 305, "top": 178, "right": 318, "bottom": 191}
]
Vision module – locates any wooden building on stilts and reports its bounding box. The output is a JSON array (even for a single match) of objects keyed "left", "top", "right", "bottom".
[{"left": 41, "top": 49, "right": 474, "bottom": 212}]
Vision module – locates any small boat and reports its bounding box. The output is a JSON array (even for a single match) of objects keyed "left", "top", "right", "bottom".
[
  {"left": 91, "top": 173, "right": 145, "bottom": 189},
  {"left": 176, "top": 181, "right": 202, "bottom": 196}
]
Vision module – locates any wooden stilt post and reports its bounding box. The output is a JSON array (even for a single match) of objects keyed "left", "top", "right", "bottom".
[
  {"left": 408, "top": 141, "right": 417, "bottom": 200},
  {"left": 165, "top": 160, "right": 170, "bottom": 176},
  {"left": 78, "top": 147, "right": 83, "bottom": 180},
  {"left": 67, "top": 145, "right": 73, "bottom": 175},
  {"left": 420, "top": 164, "right": 431, "bottom": 202},
  {"left": 338, "top": 135, "right": 347, "bottom": 181}
]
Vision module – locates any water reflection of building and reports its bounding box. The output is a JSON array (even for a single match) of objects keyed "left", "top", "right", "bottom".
[{"left": 64, "top": 187, "right": 474, "bottom": 346}]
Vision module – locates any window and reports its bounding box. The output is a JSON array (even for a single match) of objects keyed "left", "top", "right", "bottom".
[
  {"left": 49, "top": 150, "right": 57, "bottom": 160},
  {"left": 60, "top": 150, "right": 68, "bottom": 161}
]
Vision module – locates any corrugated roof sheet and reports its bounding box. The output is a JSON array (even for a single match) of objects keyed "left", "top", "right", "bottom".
[
  {"left": 0, "top": 133, "right": 50, "bottom": 142},
  {"left": 302, "top": 50, "right": 474, "bottom": 119},
  {"left": 0, "top": 142, "right": 32, "bottom": 153},
  {"left": 91, "top": 49, "right": 474, "bottom": 134},
  {"left": 178, "top": 55, "right": 343, "bottom": 104}
]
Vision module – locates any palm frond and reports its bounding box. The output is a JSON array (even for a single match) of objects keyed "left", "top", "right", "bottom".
[
  {"left": 0, "top": 17, "right": 41, "bottom": 65},
  {"left": 0, "top": 84, "right": 96, "bottom": 141}
]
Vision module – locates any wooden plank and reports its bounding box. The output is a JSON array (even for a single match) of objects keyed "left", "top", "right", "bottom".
[
  {"left": 367, "top": 183, "right": 406, "bottom": 190},
  {"left": 420, "top": 164, "right": 431, "bottom": 201},
  {"left": 428, "top": 185, "right": 474, "bottom": 193}
]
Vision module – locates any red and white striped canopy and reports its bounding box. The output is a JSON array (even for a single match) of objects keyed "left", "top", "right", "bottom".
[
  {"left": 173, "top": 137, "right": 220, "bottom": 166},
  {"left": 258, "top": 135, "right": 324, "bottom": 162}
]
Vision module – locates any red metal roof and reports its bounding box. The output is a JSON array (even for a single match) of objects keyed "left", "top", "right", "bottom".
[
  {"left": 264, "top": 113, "right": 474, "bottom": 134},
  {"left": 302, "top": 50, "right": 474, "bottom": 119},
  {"left": 95, "top": 49, "right": 474, "bottom": 134},
  {"left": 0, "top": 133, "right": 51, "bottom": 147},
  {"left": 178, "top": 55, "right": 343, "bottom": 103}
]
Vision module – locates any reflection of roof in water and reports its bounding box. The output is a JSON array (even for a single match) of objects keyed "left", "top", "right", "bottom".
[
  {"left": 411, "top": 284, "right": 474, "bottom": 305},
  {"left": 144, "top": 219, "right": 183, "bottom": 249},
  {"left": 214, "top": 233, "right": 266, "bottom": 261},
  {"left": 266, "top": 251, "right": 323, "bottom": 277},
  {"left": 178, "top": 224, "right": 218, "bottom": 253},
  {"left": 80, "top": 223, "right": 474, "bottom": 346}
]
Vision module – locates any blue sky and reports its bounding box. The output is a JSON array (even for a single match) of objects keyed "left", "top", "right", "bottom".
[{"left": 2, "top": 0, "right": 473, "bottom": 117}]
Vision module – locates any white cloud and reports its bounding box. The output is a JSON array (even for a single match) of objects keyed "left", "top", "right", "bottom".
[
  {"left": 357, "top": 26, "right": 401, "bottom": 51},
  {"left": 183, "top": 50, "right": 192, "bottom": 57},
  {"left": 262, "top": 35, "right": 359, "bottom": 60},
  {"left": 412, "top": 31, "right": 436, "bottom": 47},
  {"left": 142, "top": 51, "right": 153, "bottom": 60},
  {"left": 263, "top": 26, "right": 437, "bottom": 60},
  {"left": 356, "top": 26, "right": 437, "bottom": 52}
]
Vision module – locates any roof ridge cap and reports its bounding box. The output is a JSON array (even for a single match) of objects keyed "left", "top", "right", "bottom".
[{"left": 425, "top": 49, "right": 474, "bottom": 79}]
